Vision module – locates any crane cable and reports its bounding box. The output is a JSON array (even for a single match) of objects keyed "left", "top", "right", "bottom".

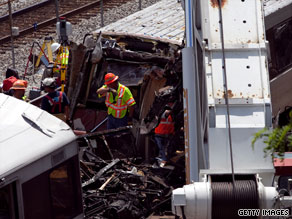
[{"left": 217, "top": 0, "right": 236, "bottom": 188}]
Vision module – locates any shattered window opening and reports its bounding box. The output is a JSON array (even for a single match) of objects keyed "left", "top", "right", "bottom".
[
  {"left": 267, "top": 17, "right": 292, "bottom": 79},
  {"left": 22, "top": 156, "right": 82, "bottom": 219},
  {"left": 0, "top": 182, "right": 19, "bottom": 219}
]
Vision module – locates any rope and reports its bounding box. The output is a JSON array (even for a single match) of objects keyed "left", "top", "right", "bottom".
[
  {"left": 212, "top": 180, "right": 259, "bottom": 219},
  {"left": 217, "top": 0, "right": 236, "bottom": 188}
]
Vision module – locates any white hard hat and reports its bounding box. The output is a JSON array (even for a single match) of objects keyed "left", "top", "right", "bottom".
[
  {"left": 51, "top": 42, "right": 61, "bottom": 53},
  {"left": 42, "top": 77, "right": 56, "bottom": 88}
]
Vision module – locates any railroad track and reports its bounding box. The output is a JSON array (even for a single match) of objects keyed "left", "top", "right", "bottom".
[{"left": 0, "top": 0, "right": 131, "bottom": 54}]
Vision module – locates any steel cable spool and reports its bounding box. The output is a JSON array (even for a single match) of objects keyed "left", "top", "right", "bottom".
[{"left": 211, "top": 179, "right": 259, "bottom": 219}]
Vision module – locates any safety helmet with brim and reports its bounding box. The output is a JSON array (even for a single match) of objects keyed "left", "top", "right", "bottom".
[
  {"left": 42, "top": 77, "right": 56, "bottom": 88},
  {"left": 51, "top": 42, "right": 61, "bottom": 53},
  {"left": 10, "top": 80, "right": 26, "bottom": 90},
  {"left": 104, "top": 73, "right": 118, "bottom": 85}
]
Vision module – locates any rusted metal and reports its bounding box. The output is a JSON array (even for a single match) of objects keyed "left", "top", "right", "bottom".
[
  {"left": 227, "top": 89, "right": 234, "bottom": 98},
  {"left": 210, "top": 0, "right": 227, "bottom": 8}
]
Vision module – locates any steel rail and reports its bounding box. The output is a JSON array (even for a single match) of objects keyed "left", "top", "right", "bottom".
[
  {"left": 0, "top": 0, "right": 106, "bottom": 45},
  {"left": 0, "top": 0, "right": 16, "bottom": 7},
  {"left": 0, "top": 0, "right": 52, "bottom": 22}
]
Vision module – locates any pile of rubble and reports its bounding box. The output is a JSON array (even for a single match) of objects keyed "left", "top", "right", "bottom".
[{"left": 80, "top": 144, "right": 185, "bottom": 218}]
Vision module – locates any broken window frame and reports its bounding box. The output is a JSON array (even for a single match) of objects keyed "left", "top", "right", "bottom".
[
  {"left": 267, "top": 17, "right": 292, "bottom": 79},
  {"left": 22, "top": 155, "right": 83, "bottom": 219},
  {"left": 0, "top": 182, "right": 19, "bottom": 219}
]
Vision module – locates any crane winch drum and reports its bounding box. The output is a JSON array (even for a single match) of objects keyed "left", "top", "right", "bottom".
[{"left": 172, "top": 174, "right": 278, "bottom": 219}]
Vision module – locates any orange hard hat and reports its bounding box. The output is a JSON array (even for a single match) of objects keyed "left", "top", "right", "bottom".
[
  {"left": 104, "top": 73, "right": 118, "bottom": 85},
  {"left": 10, "top": 80, "right": 26, "bottom": 90},
  {"left": 18, "top": 80, "right": 28, "bottom": 88}
]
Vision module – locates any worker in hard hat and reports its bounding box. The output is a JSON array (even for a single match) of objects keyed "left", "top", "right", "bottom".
[
  {"left": 50, "top": 42, "right": 69, "bottom": 86},
  {"left": 41, "top": 77, "right": 70, "bottom": 122},
  {"left": 10, "top": 80, "right": 28, "bottom": 101},
  {"left": 96, "top": 72, "right": 136, "bottom": 129},
  {"left": 154, "top": 103, "right": 175, "bottom": 167}
]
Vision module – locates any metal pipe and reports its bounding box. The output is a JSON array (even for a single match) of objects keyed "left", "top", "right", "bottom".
[
  {"left": 8, "top": 0, "right": 15, "bottom": 68},
  {"left": 54, "top": 0, "right": 60, "bottom": 22},
  {"left": 139, "top": 0, "right": 142, "bottom": 10},
  {"left": 90, "top": 117, "right": 108, "bottom": 132},
  {"left": 184, "top": 0, "right": 193, "bottom": 47},
  {"left": 100, "top": 0, "right": 104, "bottom": 27},
  {"left": 29, "top": 86, "right": 61, "bottom": 104}
]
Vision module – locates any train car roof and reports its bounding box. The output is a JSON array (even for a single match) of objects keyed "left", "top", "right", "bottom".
[
  {"left": 264, "top": 0, "right": 292, "bottom": 16},
  {"left": 0, "top": 94, "right": 76, "bottom": 179},
  {"left": 264, "top": 0, "right": 292, "bottom": 30},
  {"left": 96, "top": 0, "right": 184, "bottom": 44},
  {"left": 96, "top": 0, "right": 292, "bottom": 42}
]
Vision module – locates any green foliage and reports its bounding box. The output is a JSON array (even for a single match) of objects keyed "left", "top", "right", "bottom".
[{"left": 252, "top": 114, "right": 292, "bottom": 159}]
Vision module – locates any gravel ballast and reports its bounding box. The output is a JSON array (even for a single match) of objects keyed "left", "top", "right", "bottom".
[{"left": 0, "top": 0, "right": 162, "bottom": 89}]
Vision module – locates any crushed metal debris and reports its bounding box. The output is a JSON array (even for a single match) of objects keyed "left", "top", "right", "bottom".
[{"left": 80, "top": 146, "right": 184, "bottom": 218}]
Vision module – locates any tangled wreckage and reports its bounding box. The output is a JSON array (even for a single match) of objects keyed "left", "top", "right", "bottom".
[
  {"left": 74, "top": 31, "right": 185, "bottom": 218},
  {"left": 0, "top": 21, "right": 185, "bottom": 219}
]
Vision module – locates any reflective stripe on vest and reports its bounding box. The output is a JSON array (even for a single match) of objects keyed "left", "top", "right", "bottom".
[
  {"left": 45, "top": 92, "right": 63, "bottom": 113},
  {"left": 155, "top": 115, "right": 175, "bottom": 135},
  {"left": 126, "top": 97, "right": 135, "bottom": 106},
  {"left": 61, "top": 48, "right": 69, "bottom": 65},
  {"left": 105, "top": 84, "right": 128, "bottom": 118},
  {"left": 53, "top": 48, "right": 69, "bottom": 72}
]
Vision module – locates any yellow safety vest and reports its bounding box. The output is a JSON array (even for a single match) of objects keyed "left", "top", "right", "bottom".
[
  {"left": 103, "top": 83, "right": 135, "bottom": 119},
  {"left": 53, "top": 47, "right": 69, "bottom": 73}
]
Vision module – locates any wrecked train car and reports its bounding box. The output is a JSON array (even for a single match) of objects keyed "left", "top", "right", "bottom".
[
  {"left": 264, "top": 1, "right": 292, "bottom": 119},
  {"left": 68, "top": 0, "right": 185, "bottom": 162},
  {"left": 65, "top": 1, "right": 186, "bottom": 216},
  {"left": 67, "top": 32, "right": 186, "bottom": 217},
  {"left": 0, "top": 94, "right": 83, "bottom": 218},
  {"left": 68, "top": 36, "right": 184, "bottom": 159}
]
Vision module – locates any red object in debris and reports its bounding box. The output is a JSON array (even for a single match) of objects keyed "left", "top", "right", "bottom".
[
  {"left": 2, "top": 76, "right": 18, "bottom": 91},
  {"left": 274, "top": 152, "right": 292, "bottom": 176}
]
